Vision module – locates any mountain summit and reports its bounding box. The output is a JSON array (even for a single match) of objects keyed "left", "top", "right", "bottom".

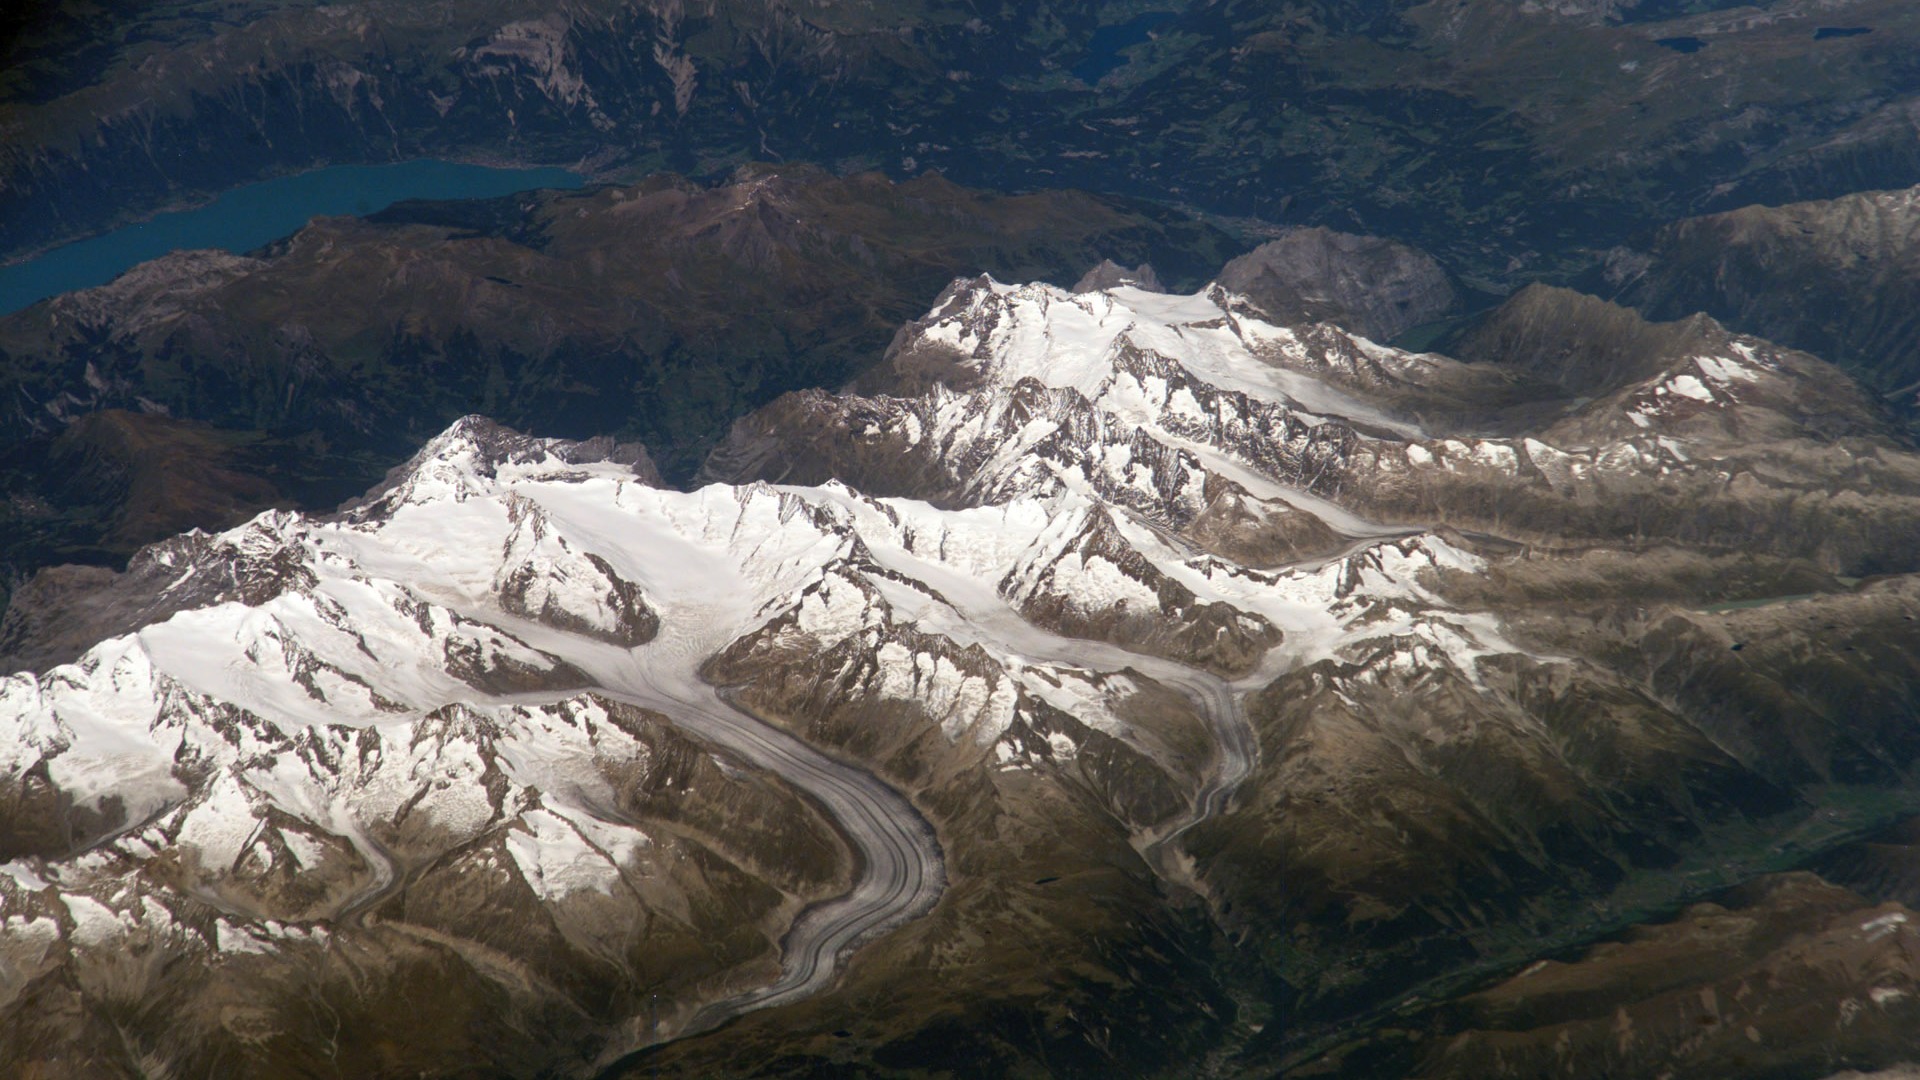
[{"left": 5, "top": 275, "right": 1920, "bottom": 1077}]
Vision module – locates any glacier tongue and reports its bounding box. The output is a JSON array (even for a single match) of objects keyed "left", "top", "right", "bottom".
[{"left": 0, "top": 277, "right": 1552, "bottom": 1074}]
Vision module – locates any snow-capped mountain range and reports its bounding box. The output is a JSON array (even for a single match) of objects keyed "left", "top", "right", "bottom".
[{"left": 6, "top": 273, "right": 1920, "bottom": 1078}]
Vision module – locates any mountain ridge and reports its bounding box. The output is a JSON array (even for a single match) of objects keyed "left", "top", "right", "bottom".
[{"left": 7, "top": 272, "right": 1920, "bottom": 1076}]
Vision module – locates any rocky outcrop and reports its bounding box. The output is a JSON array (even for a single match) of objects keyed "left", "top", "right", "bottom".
[
  {"left": 494, "top": 496, "right": 659, "bottom": 647},
  {"left": 1072, "top": 259, "right": 1163, "bottom": 293},
  {"left": 998, "top": 505, "right": 1280, "bottom": 677},
  {"left": 0, "top": 168, "right": 1240, "bottom": 619},
  {"left": 713, "top": 275, "right": 1920, "bottom": 575},
  {"left": 1216, "top": 227, "right": 1455, "bottom": 341},
  {"left": 1622, "top": 185, "right": 1920, "bottom": 405},
  {"left": 12, "top": 266, "right": 1920, "bottom": 1079},
  {"left": 668, "top": 273, "right": 1920, "bottom": 1073},
  {"left": 0, "top": 417, "right": 662, "bottom": 673},
  {"left": 0, "top": 692, "right": 855, "bottom": 1080},
  {"left": 1447, "top": 283, "right": 1712, "bottom": 394}
]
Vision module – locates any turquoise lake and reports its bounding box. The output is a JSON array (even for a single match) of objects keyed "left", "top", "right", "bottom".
[{"left": 0, "top": 160, "right": 584, "bottom": 316}]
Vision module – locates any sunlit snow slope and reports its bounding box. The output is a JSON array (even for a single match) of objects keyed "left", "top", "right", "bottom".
[{"left": 8, "top": 274, "right": 1920, "bottom": 1079}]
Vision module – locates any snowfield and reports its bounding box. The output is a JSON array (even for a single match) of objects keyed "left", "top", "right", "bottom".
[{"left": 0, "top": 275, "right": 1541, "bottom": 1054}]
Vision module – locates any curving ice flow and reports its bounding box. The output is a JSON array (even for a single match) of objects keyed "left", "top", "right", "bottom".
[
  {"left": 329, "top": 470, "right": 950, "bottom": 1043},
  {"left": 1, "top": 446, "right": 958, "bottom": 1060},
  {"left": 794, "top": 484, "right": 1268, "bottom": 889},
  {"left": 477, "top": 615, "right": 944, "bottom": 1047},
  {"left": 0, "top": 273, "right": 1558, "bottom": 1071}
]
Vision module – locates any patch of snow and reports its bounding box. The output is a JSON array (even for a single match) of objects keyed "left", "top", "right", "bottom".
[
  {"left": 1695, "top": 353, "right": 1759, "bottom": 384},
  {"left": 0, "top": 862, "right": 48, "bottom": 892},
  {"left": 216, "top": 919, "right": 274, "bottom": 955},
  {"left": 1863, "top": 911, "right": 1911, "bottom": 942},
  {"left": 175, "top": 773, "right": 261, "bottom": 876},
  {"left": 60, "top": 895, "right": 127, "bottom": 949},
  {"left": 506, "top": 807, "right": 624, "bottom": 900},
  {"left": 1663, "top": 374, "right": 1715, "bottom": 402}
]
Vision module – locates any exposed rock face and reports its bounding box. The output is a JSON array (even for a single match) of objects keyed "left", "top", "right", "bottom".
[
  {"left": 1447, "top": 283, "right": 1710, "bottom": 393},
  {"left": 0, "top": 417, "right": 660, "bottom": 674},
  {"left": 1216, "top": 227, "right": 1456, "bottom": 341},
  {"left": 0, "top": 398, "right": 1292, "bottom": 1077},
  {"left": 9, "top": 273, "right": 1920, "bottom": 1078},
  {"left": 677, "top": 271, "right": 1920, "bottom": 1076},
  {"left": 1073, "top": 259, "right": 1164, "bottom": 293},
  {"left": 700, "top": 278, "right": 1387, "bottom": 586},
  {"left": 997, "top": 504, "right": 1281, "bottom": 677},
  {"left": 714, "top": 274, "right": 1920, "bottom": 573},
  {"left": 0, "top": 168, "right": 1236, "bottom": 623},
  {"left": 0, "top": 514, "right": 323, "bottom": 676},
  {"left": 0, "top": 423, "right": 882, "bottom": 1078},
  {"left": 1354, "top": 284, "right": 1920, "bottom": 575},
  {"left": 0, "top": 691, "right": 856, "bottom": 1078},
  {"left": 1623, "top": 185, "right": 1920, "bottom": 406}
]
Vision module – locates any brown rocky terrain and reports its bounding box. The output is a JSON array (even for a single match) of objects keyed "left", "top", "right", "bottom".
[
  {"left": 0, "top": 166, "right": 1236, "bottom": 615},
  {"left": 1310, "top": 873, "right": 1920, "bottom": 1079},
  {"left": 0, "top": 694, "right": 859, "bottom": 1079},
  {"left": 665, "top": 273, "right": 1920, "bottom": 1077},
  {"left": 1619, "top": 185, "right": 1920, "bottom": 412},
  {"left": 1217, "top": 228, "right": 1456, "bottom": 344},
  {"left": 9, "top": 240, "right": 1920, "bottom": 1080}
]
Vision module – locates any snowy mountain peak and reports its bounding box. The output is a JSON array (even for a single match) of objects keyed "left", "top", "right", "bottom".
[
  {"left": 355, "top": 413, "right": 661, "bottom": 515},
  {"left": 24, "top": 268, "right": 1903, "bottom": 1077},
  {"left": 894, "top": 275, "right": 1423, "bottom": 438}
]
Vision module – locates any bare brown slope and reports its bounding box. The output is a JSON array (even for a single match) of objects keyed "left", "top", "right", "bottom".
[{"left": 0, "top": 165, "right": 1236, "bottom": 613}]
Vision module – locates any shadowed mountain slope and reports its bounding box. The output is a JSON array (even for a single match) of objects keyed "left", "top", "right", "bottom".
[
  {"left": 1621, "top": 185, "right": 1920, "bottom": 414},
  {"left": 4, "top": 0, "right": 1920, "bottom": 288},
  {"left": 0, "top": 166, "right": 1236, "bottom": 612}
]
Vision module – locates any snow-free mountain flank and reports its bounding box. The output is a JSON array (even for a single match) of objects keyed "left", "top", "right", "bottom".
[{"left": 6, "top": 273, "right": 1920, "bottom": 1078}]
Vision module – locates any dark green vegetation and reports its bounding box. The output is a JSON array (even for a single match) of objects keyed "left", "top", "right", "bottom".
[
  {"left": 5, "top": 0, "right": 1919, "bottom": 598},
  {"left": 0, "top": 165, "right": 1235, "bottom": 609},
  {"left": 0, "top": 160, "right": 583, "bottom": 314},
  {"left": 4, "top": 0, "right": 1920, "bottom": 288},
  {"left": 1617, "top": 185, "right": 1920, "bottom": 413},
  {"left": 5, "top": 0, "right": 1920, "bottom": 1077}
]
